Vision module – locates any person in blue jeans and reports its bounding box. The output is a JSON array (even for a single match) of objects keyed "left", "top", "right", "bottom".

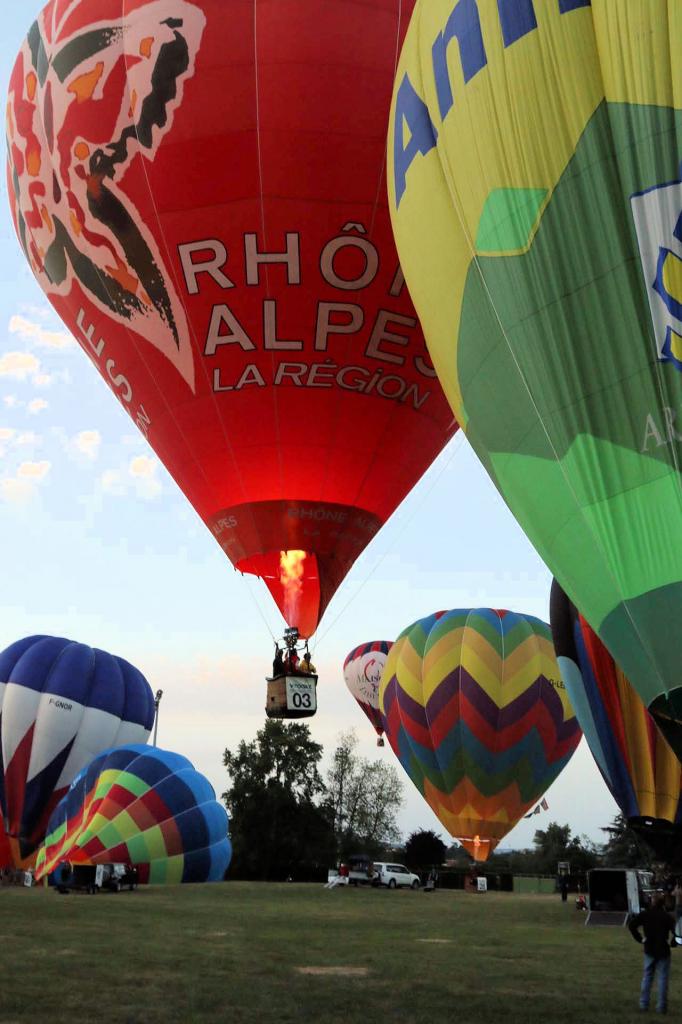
[{"left": 629, "top": 894, "right": 677, "bottom": 1013}]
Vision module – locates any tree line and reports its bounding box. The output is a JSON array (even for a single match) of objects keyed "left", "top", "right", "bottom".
[{"left": 221, "top": 721, "right": 655, "bottom": 881}]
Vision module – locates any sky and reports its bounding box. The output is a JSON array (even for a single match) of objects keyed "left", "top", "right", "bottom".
[{"left": 0, "top": 1, "right": 619, "bottom": 854}]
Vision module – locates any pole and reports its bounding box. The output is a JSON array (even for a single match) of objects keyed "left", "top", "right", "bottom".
[{"left": 153, "top": 689, "right": 163, "bottom": 746}]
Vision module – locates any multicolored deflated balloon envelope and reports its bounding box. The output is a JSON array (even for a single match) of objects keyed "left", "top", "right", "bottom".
[
  {"left": 0, "top": 635, "right": 155, "bottom": 868},
  {"left": 379, "top": 609, "right": 581, "bottom": 860},
  {"left": 551, "top": 579, "right": 682, "bottom": 859},
  {"left": 35, "top": 744, "right": 231, "bottom": 884},
  {"left": 387, "top": 0, "right": 682, "bottom": 750},
  {"left": 343, "top": 641, "right": 393, "bottom": 744},
  {"left": 6, "top": 0, "right": 457, "bottom": 639}
]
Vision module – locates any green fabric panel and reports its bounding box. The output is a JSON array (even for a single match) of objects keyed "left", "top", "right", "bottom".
[
  {"left": 114, "top": 771, "right": 150, "bottom": 799},
  {"left": 125, "top": 832, "right": 152, "bottom": 863},
  {"left": 139, "top": 825, "right": 169, "bottom": 862},
  {"left": 457, "top": 103, "right": 682, "bottom": 711},
  {"left": 475, "top": 187, "right": 548, "bottom": 253},
  {"left": 95, "top": 821, "right": 125, "bottom": 852}
]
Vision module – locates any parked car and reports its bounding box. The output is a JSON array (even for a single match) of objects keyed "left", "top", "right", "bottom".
[{"left": 372, "top": 862, "right": 420, "bottom": 889}]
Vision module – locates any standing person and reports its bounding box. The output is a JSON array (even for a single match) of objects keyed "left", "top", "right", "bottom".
[
  {"left": 629, "top": 893, "right": 677, "bottom": 1014},
  {"left": 560, "top": 876, "right": 569, "bottom": 903}
]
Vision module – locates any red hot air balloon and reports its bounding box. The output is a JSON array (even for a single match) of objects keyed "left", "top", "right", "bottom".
[{"left": 6, "top": 0, "right": 457, "bottom": 639}]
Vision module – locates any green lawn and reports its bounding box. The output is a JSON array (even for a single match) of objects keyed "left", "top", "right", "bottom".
[{"left": 0, "top": 883, "right": 666, "bottom": 1023}]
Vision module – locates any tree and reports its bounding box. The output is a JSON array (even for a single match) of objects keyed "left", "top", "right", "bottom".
[
  {"left": 532, "top": 821, "right": 599, "bottom": 874},
  {"left": 222, "top": 720, "right": 336, "bottom": 880},
  {"left": 404, "top": 829, "right": 446, "bottom": 872},
  {"left": 327, "top": 730, "right": 403, "bottom": 857},
  {"left": 601, "top": 815, "right": 653, "bottom": 868}
]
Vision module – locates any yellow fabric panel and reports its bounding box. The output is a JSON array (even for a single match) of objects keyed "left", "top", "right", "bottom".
[
  {"left": 422, "top": 627, "right": 467, "bottom": 702},
  {"left": 592, "top": 0, "right": 673, "bottom": 107},
  {"left": 94, "top": 770, "right": 120, "bottom": 800},
  {"left": 388, "top": 0, "right": 601, "bottom": 423},
  {"left": 140, "top": 824, "right": 168, "bottom": 862},
  {"left": 653, "top": 730, "right": 682, "bottom": 824},
  {"left": 77, "top": 811, "right": 110, "bottom": 842}
]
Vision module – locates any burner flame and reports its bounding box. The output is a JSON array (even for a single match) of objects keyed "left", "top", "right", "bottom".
[{"left": 279, "top": 550, "right": 306, "bottom": 626}]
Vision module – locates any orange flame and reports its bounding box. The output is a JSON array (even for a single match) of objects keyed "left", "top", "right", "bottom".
[{"left": 279, "top": 550, "right": 306, "bottom": 626}]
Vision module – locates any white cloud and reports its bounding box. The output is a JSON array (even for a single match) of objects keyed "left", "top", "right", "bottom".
[
  {"left": 73, "top": 429, "right": 101, "bottom": 460},
  {"left": 27, "top": 398, "right": 48, "bottom": 415},
  {"left": 3, "top": 396, "right": 18, "bottom": 408},
  {"left": 0, "top": 460, "right": 51, "bottom": 503},
  {"left": 0, "top": 429, "right": 41, "bottom": 457},
  {"left": 17, "top": 460, "right": 51, "bottom": 480},
  {"left": 9, "top": 314, "right": 74, "bottom": 350},
  {"left": 100, "top": 469, "right": 125, "bottom": 496},
  {"left": 16, "top": 432, "right": 40, "bottom": 446},
  {"left": 129, "top": 455, "right": 156, "bottom": 478},
  {"left": 0, "top": 352, "right": 40, "bottom": 379},
  {"left": 33, "top": 373, "right": 52, "bottom": 388},
  {"left": 129, "top": 455, "right": 162, "bottom": 499},
  {"left": 0, "top": 477, "right": 34, "bottom": 503},
  {"left": 99, "top": 456, "right": 162, "bottom": 500}
]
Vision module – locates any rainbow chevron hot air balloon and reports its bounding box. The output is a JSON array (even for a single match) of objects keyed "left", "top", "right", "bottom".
[
  {"left": 35, "top": 745, "right": 231, "bottom": 884},
  {"left": 551, "top": 579, "right": 682, "bottom": 859},
  {"left": 379, "top": 609, "right": 581, "bottom": 860}
]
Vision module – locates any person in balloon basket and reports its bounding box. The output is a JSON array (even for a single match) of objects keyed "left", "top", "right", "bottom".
[
  {"left": 285, "top": 648, "right": 300, "bottom": 674},
  {"left": 629, "top": 893, "right": 677, "bottom": 1013},
  {"left": 300, "top": 651, "right": 316, "bottom": 675},
  {"left": 273, "top": 647, "right": 285, "bottom": 677}
]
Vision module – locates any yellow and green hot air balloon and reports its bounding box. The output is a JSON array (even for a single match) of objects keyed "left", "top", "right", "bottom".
[
  {"left": 388, "top": 0, "right": 682, "bottom": 752},
  {"left": 379, "top": 609, "right": 581, "bottom": 860}
]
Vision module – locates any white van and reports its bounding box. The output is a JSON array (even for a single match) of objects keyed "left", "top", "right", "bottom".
[{"left": 373, "top": 862, "right": 420, "bottom": 889}]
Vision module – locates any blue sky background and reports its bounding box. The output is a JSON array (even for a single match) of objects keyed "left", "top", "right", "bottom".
[{"left": 0, "top": 2, "right": 618, "bottom": 852}]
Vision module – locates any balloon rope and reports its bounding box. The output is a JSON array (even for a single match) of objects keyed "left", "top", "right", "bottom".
[
  {"left": 312, "top": 431, "right": 465, "bottom": 650},
  {"left": 242, "top": 574, "right": 278, "bottom": 643}
]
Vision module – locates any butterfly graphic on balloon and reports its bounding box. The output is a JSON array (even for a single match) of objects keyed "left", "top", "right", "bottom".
[{"left": 7, "top": 0, "right": 205, "bottom": 391}]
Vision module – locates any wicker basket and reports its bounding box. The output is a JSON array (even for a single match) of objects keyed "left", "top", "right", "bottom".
[{"left": 265, "top": 675, "right": 317, "bottom": 719}]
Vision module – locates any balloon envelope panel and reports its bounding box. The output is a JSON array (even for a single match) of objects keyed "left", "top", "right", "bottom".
[
  {"left": 6, "top": 0, "right": 457, "bottom": 638},
  {"left": 387, "top": 0, "right": 682, "bottom": 746},
  {"left": 550, "top": 579, "right": 682, "bottom": 835},
  {"left": 379, "top": 609, "right": 581, "bottom": 860},
  {"left": 35, "top": 744, "right": 232, "bottom": 883},
  {"left": 0, "top": 636, "right": 155, "bottom": 867},
  {"left": 343, "top": 641, "right": 393, "bottom": 738}
]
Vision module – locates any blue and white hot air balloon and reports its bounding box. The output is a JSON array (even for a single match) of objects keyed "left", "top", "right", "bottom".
[{"left": 0, "top": 635, "right": 155, "bottom": 867}]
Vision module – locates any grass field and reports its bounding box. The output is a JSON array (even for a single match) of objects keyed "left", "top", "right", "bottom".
[{"left": 0, "top": 882, "right": 667, "bottom": 1023}]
